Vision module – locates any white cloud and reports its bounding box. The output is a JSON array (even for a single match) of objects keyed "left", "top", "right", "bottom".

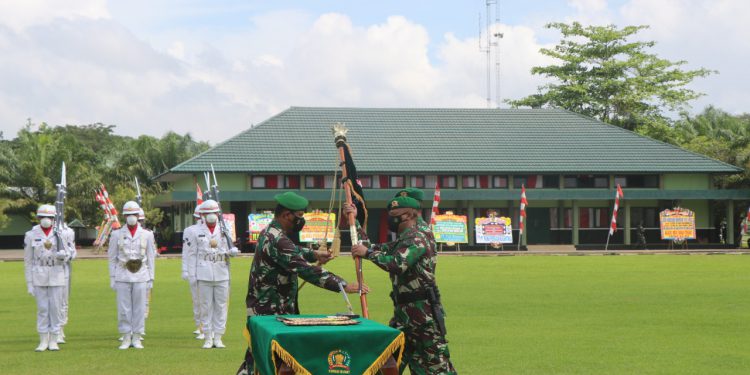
[
  {"left": 0, "top": 0, "right": 109, "bottom": 32},
  {"left": 0, "top": 1, "right": 748, "bottom": 144}
]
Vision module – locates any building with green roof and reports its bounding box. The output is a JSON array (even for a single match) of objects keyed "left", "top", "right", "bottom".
[{"left": 155, "top": 107, "right": 749, "bottom": 249}]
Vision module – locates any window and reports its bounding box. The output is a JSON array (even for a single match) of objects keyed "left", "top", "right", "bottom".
[
  {"left": 462, "top": 176, "right": 476, "bottom": 188},
  {"left": 579, "top": 208, "right": 611, "bottom": 228},
  {"left": 251, "top": 176, "right": 266, "bottom": 188},
  {"left": 550, "top": 208, "right": 573, "bottom": 229},
  {"left": 358, "top": 175, "right": 372, "bottom": 188},
  {"left": 389, "top": 176, "right": 405, "bottom": 189},
  {"left": 305, "top": 176, "right": 325, "bottom": 188},
  {"left": 410, "top": 176, "right": 425, "bottom": 188},
  {"left": 564, "top": 175, "right": 609, "bottom": 188},
  {"left": 614, "top": 175, "right": 659, "bottom": 188},
  {"left": 630, "top": 207, "right": 658, "bottom": 228},
  {"left": 439, "top": 175, "right": 456, "bottom": 188},
  {"left": 424, "top": 175, "right": 437, "bottom": 189},
  {"left": 284, "top": 176, "right": 300, "bottom": 189},
  {"left": 492, "top": 175, "right": 507, "bottom": 188},
  {"left": 513, "top": 175, "right": 559, "bottom": 188}
]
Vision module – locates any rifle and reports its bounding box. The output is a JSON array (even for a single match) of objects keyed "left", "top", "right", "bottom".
[
  {"left": 53, "top": 162, "right": 71, "bottom": 296},
  {"left": 134, "top": 177, "right": 143, "bottom": 207},
  {"left": 53, "top": 162, "right": 67, "bottom": 255},
  {"left": 209, "top": 164, "right": 234, "bottom": 250}
]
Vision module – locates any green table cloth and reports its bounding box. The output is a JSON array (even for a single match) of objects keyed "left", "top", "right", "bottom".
[{"left": 248, "top": 315, "right": 404, "bottom": 375}]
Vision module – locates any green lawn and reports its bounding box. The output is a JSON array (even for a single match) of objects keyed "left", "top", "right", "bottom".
[{"left": 0, "top": 254, "right": 748, "bottom": 374}]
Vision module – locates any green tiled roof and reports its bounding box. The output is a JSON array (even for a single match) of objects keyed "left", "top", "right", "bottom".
[{"left": 169, "top": 107, "right": 741, "bottom": 174}]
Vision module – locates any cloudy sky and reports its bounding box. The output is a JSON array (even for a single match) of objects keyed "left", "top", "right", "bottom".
[{"left": 1, "top": 0, "right": 748, "bottom": 143}]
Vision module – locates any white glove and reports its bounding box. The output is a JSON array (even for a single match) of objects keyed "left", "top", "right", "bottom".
[
  {"left": 228, "top": 247, "right": 240, "bottom": 257},
  {"left": 181, "top": 271, "right": 189, "bottom": 281},
  {"left": 55, "top": 251, "right": 68, "bottom": 260},
  {"left": 147, "top": 280, "right": 153, "bottom": 289},
  {"left": 189, "top": 276, "right": 197, "bottom": 284},
  {"left": 110, "top": 278, "right": 116, "bottom": 290},
  {"left": 27, "top": 284, "right": 35, "bottom": 296}
]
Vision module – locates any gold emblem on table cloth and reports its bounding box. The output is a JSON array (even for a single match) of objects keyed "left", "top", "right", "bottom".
[
  {"left": 125, "top": 259, "right": 143, "bottom": 273},
  {"left": 209, "top": 239, "right": 218, "bottom": 248},
  {"left": 44, "top": 240, "right": 53, "bottom": 250},
  {"left": 327, "top": 349, "right": 351, "bottom": 374}
]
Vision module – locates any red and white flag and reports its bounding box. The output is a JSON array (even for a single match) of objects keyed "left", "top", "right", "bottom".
[
  {"left": 519, "top": 185, "right": 528, "bottom": 235},
  {"left": 609, "top": 184, "right": 624, "bottom": 235},
  {"left": 430, "top": 181, "right": 441, "bottom": 226},
  {"left": 196, "top": 183, "right": 204, "bottom": 205}
]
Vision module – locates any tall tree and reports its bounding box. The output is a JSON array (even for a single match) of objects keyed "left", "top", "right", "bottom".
[{"left": 508, "top": 22, "right": 714, "bottom": 130}]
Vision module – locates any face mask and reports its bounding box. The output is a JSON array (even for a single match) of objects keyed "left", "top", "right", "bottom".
[
  {"left": 126, "top": 216, "right": 138, "bottom": 226},
  {"left": 387, "top": 215, "right": 403, "bottom": 233},
  {"left": 40, "top": 218, "right": 53, "bottom": 229},
  {"left": 291, "top": 215, "right": 306, "bottom": 233},
  {"left": 205, "top": 213, "right": 218, "bottom": 224}
]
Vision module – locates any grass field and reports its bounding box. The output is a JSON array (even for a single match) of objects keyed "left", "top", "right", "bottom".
[{"left": 1, "top": 254, "right": 749, "bottom": 374}]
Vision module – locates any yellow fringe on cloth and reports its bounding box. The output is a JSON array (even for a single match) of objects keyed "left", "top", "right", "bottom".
[
  {"left": 363, "top": 332, "right": 405, "bottom": 375},
  {"left": 271, "top": 339, "right": 312, "bottom": 375}
]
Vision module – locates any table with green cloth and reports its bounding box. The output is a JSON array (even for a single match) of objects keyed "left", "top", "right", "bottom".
[{"left": 247, "top": 315, "right": 404, "bottom": 375}]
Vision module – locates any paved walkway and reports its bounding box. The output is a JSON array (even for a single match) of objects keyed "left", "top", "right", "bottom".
[{"left": 2, "top": 247, "right": 748, "bottom": 261}]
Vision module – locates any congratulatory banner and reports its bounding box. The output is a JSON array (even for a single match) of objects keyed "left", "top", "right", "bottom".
[
  {"left": 300, "top": 212, "right": 337, "bottom": 243},
  {"left": 433, "top": 214, "right": 468, "bottom": 243},
  {"left": 248, "top": 213, "right": 273, "bottom": 244},
  {"left": 659, "top": 208, "right": 696, "bottom": 240},
  {"left": 475, "top": 216, "right": 513, "bottom": 244}
]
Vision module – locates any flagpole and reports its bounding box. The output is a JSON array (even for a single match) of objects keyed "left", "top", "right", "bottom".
[{"left": 332, "top": 123, "right": 369, "bottom": 318}]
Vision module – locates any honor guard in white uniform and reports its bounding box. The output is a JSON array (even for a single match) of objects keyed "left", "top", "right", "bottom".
[
  {"left": 24, "top": 204, "right": 74, "bottom": 352},
  {"left": 58, "top": 224, "right": 76, "bottom": 344},
  {"left": 184, "top": 199, "right": 239, "bottom": 349},
  {"left": 182, "top": 205, "right": 205, "bottom": 339},
  {"left": 108, "top": 201, "right": 156, "bottom": 350}
]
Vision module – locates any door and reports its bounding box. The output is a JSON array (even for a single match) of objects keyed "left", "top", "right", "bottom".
[{"left": 526, "top": 207, "right": 551, "bottom": 244}]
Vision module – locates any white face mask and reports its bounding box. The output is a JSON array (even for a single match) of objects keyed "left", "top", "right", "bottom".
[
  {"left": 40, "top": 218, "right": 53, "bottom": 229},
  {"left": 205, "top": 213, "right": 218, "bottom": 224},
  {"left": 126, "top": 215, "right": 138, "bottom": 226}
]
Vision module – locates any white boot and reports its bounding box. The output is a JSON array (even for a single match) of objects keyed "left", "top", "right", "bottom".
[
  {"left": 201, "top": 333, "right": 214, "bottom": 349},
  {"left": 192, "top": 329, "right": 201, "bottom": 335},
  {"left": 132, "top": 334, "right": 144, "bottom": 349},
  {"left": 118, "top": 334, "right": 131, "bottom": 350},
  {"left": 57, "top": 328, "right": 66, "bottom": 344},
  {"left": 213, "top": 334, "right": 225, "bottom": 348},
  {"left": 195, "top": 332, "right": 205, "bottom": 340},
  {"left": 48, "top": 334, "right": 60, "bottom": 351},
  {"left": 35, "top": 333, "right": 50, "bottom": 352}
]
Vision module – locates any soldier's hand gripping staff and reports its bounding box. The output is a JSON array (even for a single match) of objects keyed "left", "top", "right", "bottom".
[
  {"left": 24, "top": 204, "right": 74, "bottom": 352},
  {"left": 108, "top": 201, "right": 156, "bottom": 350},
  {"left": 350, "top": 193, "right": 456, "bottom": 375}
]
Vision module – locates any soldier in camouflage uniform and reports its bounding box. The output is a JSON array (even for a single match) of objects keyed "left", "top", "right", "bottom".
[
  {"left": 237, "top": 192, "right": 367, "bottom": 374},
  {"left": 351, "top": 193, "right": 456, "bottom": 375}
]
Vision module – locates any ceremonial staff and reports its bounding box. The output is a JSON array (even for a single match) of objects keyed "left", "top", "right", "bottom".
[{"left": 332, "top": 122, "right": 369, "bottom": 318}]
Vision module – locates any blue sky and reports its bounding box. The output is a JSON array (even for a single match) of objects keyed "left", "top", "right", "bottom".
[{"left": 0, "top": 0, "right": 747, "bottom": 143}]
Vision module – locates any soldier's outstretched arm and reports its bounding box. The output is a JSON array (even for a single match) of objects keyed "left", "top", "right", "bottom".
[
  {"left": 272, "top": 236, "right": 343, "bottom": 292},
  {"left": 366, "top": 232, "right": 427, "bottom": 274}
]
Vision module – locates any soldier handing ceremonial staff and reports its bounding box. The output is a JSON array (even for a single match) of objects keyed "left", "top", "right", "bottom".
[
  {"left": 349, "top": 190, "right": 457, "bottom": 374},
  {"left": 24, "top": 163, "right": 74, "bottom": 352}
]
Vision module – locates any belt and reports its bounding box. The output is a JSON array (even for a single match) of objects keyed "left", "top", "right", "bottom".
[{"left": 390, "top": 290, "right": 429, "bottom": 305}]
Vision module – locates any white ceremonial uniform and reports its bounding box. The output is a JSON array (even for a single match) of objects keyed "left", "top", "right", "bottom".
[
  {"left": 186, "top": 223, "right": 231, "bottom": 339},
  {"left": 24, "top": 225, "right": 71, "bottom": 335},
  {"left": 108, "top": 225, "right": 156, "bottom": 336},
  {"left": 60, "top": 227, "right": 76, "bottom": 329},
  {"left": 182, "top": 223, "right": 202, "bottom": 331}
]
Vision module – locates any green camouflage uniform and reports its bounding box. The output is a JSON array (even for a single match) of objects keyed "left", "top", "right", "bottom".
[
  {"left": 245, "top": 220, "right": 344, "bottom": 315},
  {"left": 366, "top": 222, "right": 456, "bottom": 375}
]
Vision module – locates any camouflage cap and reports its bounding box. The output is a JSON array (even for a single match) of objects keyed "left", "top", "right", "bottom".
[
  {"left": 388, "top": 196, "right": 420, "bottom": 210},
  {"left": 274, "top": 191, "right": 309, "bottom": 211},
  {"left": 394, "top": 187, "right": 425, "bottom": 201}
]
